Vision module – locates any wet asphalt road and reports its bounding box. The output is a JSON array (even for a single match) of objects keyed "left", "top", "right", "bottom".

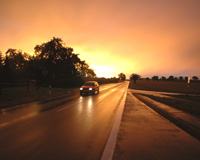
[{"left": 0, "top": 82, "right": 128, "bottom": 160}]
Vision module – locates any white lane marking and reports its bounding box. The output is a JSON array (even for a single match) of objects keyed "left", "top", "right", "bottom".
[
  {"left": 56, "top": 100, "right": 82, "bottom": 112},
  {"left": 101, "top": 86, "right": 128, "bottom": 160}
]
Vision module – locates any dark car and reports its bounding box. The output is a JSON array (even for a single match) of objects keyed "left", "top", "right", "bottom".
[{"left": 80, "top": 81, "right": 99, "bottom": 95}]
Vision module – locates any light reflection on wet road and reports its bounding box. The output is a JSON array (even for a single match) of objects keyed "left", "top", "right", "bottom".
[{"left": 0, "top": 82, "right": 129, "bottom": 160}]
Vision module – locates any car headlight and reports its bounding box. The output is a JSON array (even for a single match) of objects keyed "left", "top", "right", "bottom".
[
  {"left": 89, "top": 88, "right": 93, "bottom": 90},
  {"left": 80, "top": 88, "right": 83, "bottom": 90}
]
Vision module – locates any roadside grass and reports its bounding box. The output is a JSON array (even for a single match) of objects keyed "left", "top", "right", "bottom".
[
  {"left": 165, "top": 94, "right": 200, "bottom": 102},
  {"left": 0, "top": 86, "right": 78, "bottom": 109},
  {"left": 141, "top": 94, "right": 200, "bottom": 117},
  {"left": 129, "top": 80, "right": 200, "bottom": 117},
  {"left": 129, "top": 80, "right": 200, "bottom": 94}
]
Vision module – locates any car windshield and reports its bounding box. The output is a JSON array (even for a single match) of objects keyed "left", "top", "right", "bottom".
[{"left": 84, "top": 82, "right": 95, "bottom": 86}]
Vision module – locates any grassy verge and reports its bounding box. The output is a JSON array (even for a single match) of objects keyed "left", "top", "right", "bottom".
[
  {"left": 141, "top": 94, "right": 200, "bottom": 117},
  {"left": 165, "top": 94, "right": 200, "bottom": 102},
  {"left": 129, "top": 80, "right": 200, "bottom": 94}
]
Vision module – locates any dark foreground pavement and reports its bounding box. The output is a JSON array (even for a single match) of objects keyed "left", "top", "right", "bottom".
[{"left": 113, "top": 91, "right": 200, "bottom": 160}]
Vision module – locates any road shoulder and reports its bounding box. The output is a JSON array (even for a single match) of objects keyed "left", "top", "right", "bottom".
[
  {"left": 113, "top": 92, "right": 200, "bottom": 160},
  {"left": 133, "top": 93, "right": 200, "bottom": 141}
]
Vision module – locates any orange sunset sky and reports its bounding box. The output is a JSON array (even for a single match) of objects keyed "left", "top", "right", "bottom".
[{"left": 0, "top": 0, "right": 200, "bottom": 78}]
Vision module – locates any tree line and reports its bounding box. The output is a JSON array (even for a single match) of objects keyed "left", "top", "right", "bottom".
[
  {"left": 146, "top": 75, "right": 199, "bottom": 81},
  {"left": 0, "top": 37, "right": 98, "bottom": 87},
  {"left": 130, "top": 73, "right": 199, "bottom": 84}
]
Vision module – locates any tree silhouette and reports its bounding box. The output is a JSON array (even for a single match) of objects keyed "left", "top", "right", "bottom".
[
  {"left": 0, "top": 51, "right": 3, "bottom": 65},
  {"left": 35, "top": 37, "right": 82, "bottom": 78},
  {"left": 168, "top": 75, "right": 174, "bottom": 81},
  {"left": 0, "top": 38, "right": 125, "bottom": 87},
  {"left": 192, "top": 76, "right": 199, "bottom": 80},
  {"left": 118, "top": 73, "right": 126, "bottom": 81},
  {"left": 0, "top": 51, "right": 3, "bottom": 75},
  {"left": 161, "top": 76, "right": 166, "bottom": 81},
  {"left": 3, "top": 49, "right": 29, "bottom": 81},
  {"left": 0, "top": 51, "right": 4, "bottom": 84},
  {"left": 185, "top": 77, "right": 188, "bottom": 81},
  {"left": 179, "top": 76, "right": 183, "bottom": 80},
  {"left": 130, "top": 73, "right": 140, "bottom": 83},
  {"left": 86, "top": 68, "right": 96, "bottom": 78},
  {"left": 152, "top": 76, "right": 159, "bottom": 80},
  {"left": 146, "top": 77, "right": 150, "bottom": 80},
  {"left": 33, "top": 37, "right": 96, "bottom": 86}
]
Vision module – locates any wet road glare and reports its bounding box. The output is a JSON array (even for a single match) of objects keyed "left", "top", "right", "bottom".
[{"left": 0, "top": 82, "right": 129, "bottom": 160}]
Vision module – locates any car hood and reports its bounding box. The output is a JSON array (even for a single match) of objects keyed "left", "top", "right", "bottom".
[{"left": 81, "top": 86, "right": 94, "bottom": 88}]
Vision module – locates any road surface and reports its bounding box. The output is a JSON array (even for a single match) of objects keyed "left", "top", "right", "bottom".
[
  {"left": 1, "top": 81, "right": 200, "bottom": 160},
  {"left": 0, "top": 82, "right": 128, "bottom": 160}
]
